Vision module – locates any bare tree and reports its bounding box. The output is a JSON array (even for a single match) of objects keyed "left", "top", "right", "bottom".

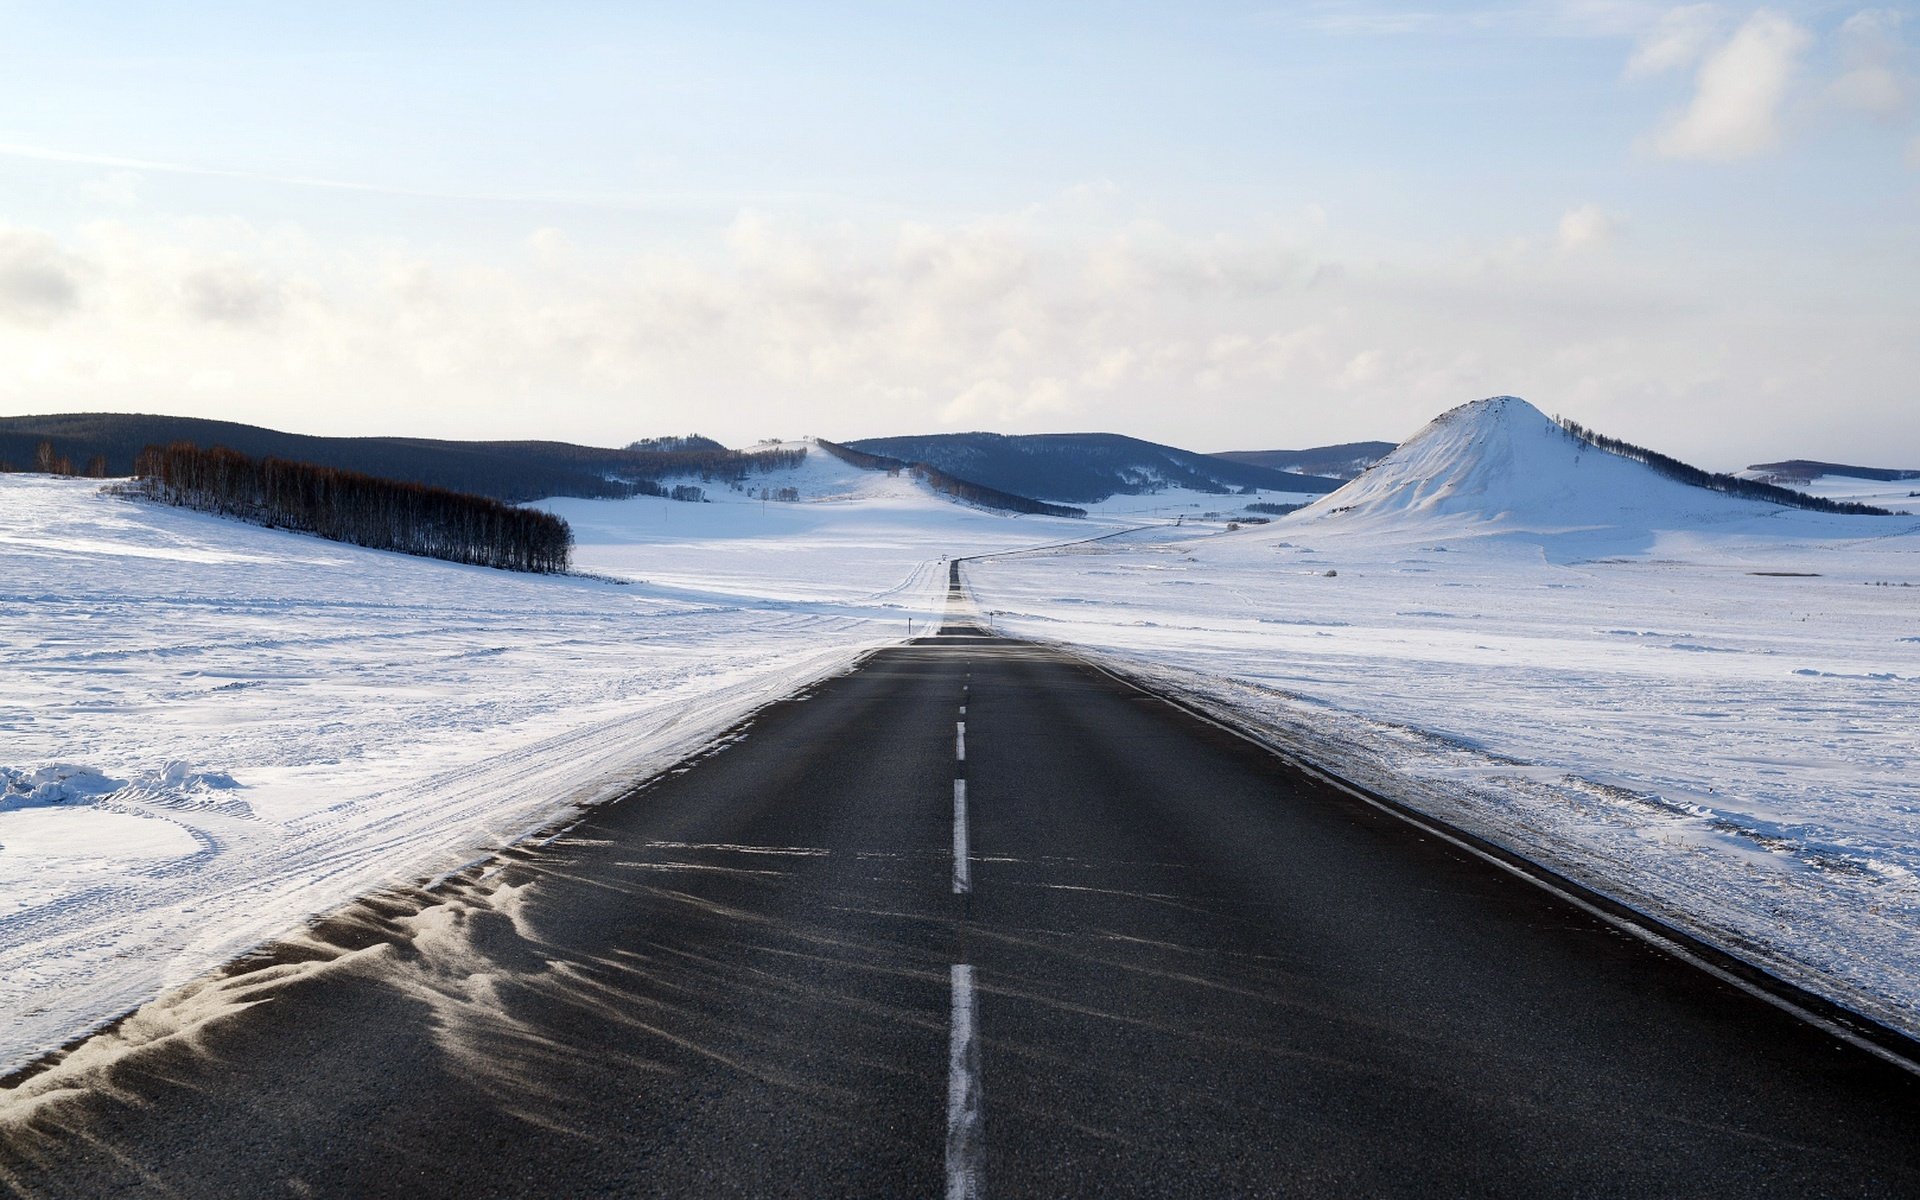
[{"left": 133, "top": 442, "right": 574, "bottom": 573}]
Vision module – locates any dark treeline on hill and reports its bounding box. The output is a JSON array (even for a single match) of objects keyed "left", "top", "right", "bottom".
[
  {"left": 0, "top": 413, "right": 793, "bottom": 504},
  {"left": 813, "top": 439, "right": 1086, "bottom": 517},
  {"left": 1209, "top": 441, "right": 1396, "bottom": 481},
  {"left": 131, "top": 442, "right": 573, "bottom": 573},
  {"left": 847, "top": 431, "right": 1343, "bottom": 503},
  {"left": 1747, "top": 460, "right": 1920, "bottom": 484},
  {"left": 621, "top": 445, "right": 806, "bottom": 501},
  {"left": 625, "top": 434, "right": 727, "bottom": 453},
  {"left": 1556, "top": 419, "right": 1893, "bottom": 516}
]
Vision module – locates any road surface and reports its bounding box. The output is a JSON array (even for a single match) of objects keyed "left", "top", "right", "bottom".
[{"left": 4, "top": 625, "right": 1918, "bottom": 1197}]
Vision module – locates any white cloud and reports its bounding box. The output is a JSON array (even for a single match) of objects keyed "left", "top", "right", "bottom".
[
  {"left": 0, "top": 203, "right": 1913, "bottom": 464},
  {"left": 1831, "top": 9, "right": 1910, "bottom": 118},
  {"left": 1625, "top": 5, "right": 1726, "bottom": 77},
  {"left": 180, "top": 263, "right": 288, "bottom": 326},
  {"left": 1650, "top": 10, "right": 1811, "bottom": 160},
  {"left": 0, "top": 228, "right": 85, "bottom": 323},
  {"left": 1557, "top": 203, "right": 1619, "bottom": 248}
]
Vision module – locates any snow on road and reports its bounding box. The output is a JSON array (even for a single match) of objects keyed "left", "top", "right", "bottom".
[
  {"left": 0, "top": 454, "right": 1094, "bottom": 1075},
  {"left": 969, "top": 399, "right": 1920, "bottom": 1036}
]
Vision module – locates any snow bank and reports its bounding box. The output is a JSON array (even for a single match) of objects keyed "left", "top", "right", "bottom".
[{"left": 1, "top": 765, "right": 122, "bottom": 808}]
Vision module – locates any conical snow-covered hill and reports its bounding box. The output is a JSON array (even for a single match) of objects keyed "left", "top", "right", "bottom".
[{"left": 1293, "top": 396, "right": 1783, "bottom": 540}]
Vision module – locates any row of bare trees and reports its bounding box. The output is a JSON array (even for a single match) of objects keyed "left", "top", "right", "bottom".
[
  {"left": 132, "top": 442, "right": 573, "bottom": 573},
  {"left": 1555, "top": 419, "right": 1890, "bottom": 516},
  {"left": 0, "top": 440, "right": 109, "bottom": 476}
]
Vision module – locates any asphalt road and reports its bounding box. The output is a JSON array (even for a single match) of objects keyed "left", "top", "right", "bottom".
[{"left": 4, "top": 625, "right": 1919, "bottom": 1197}]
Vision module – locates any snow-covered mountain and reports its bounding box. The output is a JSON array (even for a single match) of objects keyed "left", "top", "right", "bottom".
[{"left": 1292, "top": 396, "right": 1893, "bottom": 540}]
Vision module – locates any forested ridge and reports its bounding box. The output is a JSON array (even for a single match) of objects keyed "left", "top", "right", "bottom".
[
  {"left": 848, "top": 431, "right": 1342, "bottom": 503},
  {"left": 1209, "top": 441, "right": 1396, "bottom": 480},
  {"left": 1746, "top": 460, "right": 1920, "bottom": 484},
  {"left": 621, "top": 445, "right": 807, "bottom": 501},
  {"left": 0, "top": 413, "right": 798, "bottom": 504},
  {"left": 1555, "top": 419, "right": 1892, "bottom": 516},
  {"left": 130, "top": 442, "right": 574, "bottom": 573}
]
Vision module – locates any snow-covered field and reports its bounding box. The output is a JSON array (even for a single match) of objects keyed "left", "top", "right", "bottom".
[
  {"left": 0, "top": 449, "right": 1097, "bottom": 1075},
  {"left": 1067, "top": 486, "right": 1327, "bottom": 523},
  {"left": 969, "top": 398, "right": 1920, "bottom": 1035},
  {"left": 1776, "top": 473, "right": 1920, "bottom": 516},
  {"left": 8, "top": 411, "right": 1917, "bottom": 1074}
]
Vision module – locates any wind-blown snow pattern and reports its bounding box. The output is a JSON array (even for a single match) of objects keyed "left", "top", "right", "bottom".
[
  {"left": 0, "top": 457, "right": 1100, "bottom": 1075},
  {"left": 970, "top": 396, "right": 1920, "bottom": 1037}
]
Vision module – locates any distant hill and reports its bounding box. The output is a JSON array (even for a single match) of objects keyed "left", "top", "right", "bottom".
[
  {"left": 845, "top": 432, "right": 1343, "bottom": 504},
  {"left": 0, "top": 413, "right": 748, "bottom": 504},
  {"left": 1209, "top": 441, "right": 1395, "bottom": 481},
  {"left": 1745, "top": 460, "right": 1920, "bottom": 484},
  {"left": 1295, "top": 397, "right": 1890, "bottom": 537},
  {"left": 813, "top": 439, "right": 1083, "bottom": 517}
]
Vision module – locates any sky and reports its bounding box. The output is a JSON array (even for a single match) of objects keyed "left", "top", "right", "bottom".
[{"left": 0, "top": 1, "right": 1915, "bottom": 468}]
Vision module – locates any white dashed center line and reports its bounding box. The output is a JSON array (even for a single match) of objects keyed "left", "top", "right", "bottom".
[
  {"left": 952, "top": 779, "right": 970, "bottom": 894},
  {"left": 946, "top": 964, "right": 984, "bottom": 1200}
]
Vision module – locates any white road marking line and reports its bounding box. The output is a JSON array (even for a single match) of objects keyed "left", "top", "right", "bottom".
[
  {"left": 947, "top": 964, "right": 985, "bottom": 1200},
  {"left": 957, "top": 721, "right": 966, "bottom": 761},
  {"left": 960, "top": 704, "right": 966, "bottom": 716},
  {"left": 953, "top": 779, "right": 971, "bottom": 895}
]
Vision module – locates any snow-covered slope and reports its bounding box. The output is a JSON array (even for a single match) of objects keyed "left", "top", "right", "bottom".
[{"left": 675, "top": 439, "right": 919, "bottom": 503}]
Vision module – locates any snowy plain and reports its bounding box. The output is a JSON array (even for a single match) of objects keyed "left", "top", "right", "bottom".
[
  {"left": 8, "top": 410, "right": 1919, "bottom": 1077},
  {"left": 0, "top": 447, "right": 1110, "bottom": 1075},
  {"left": 968, "top": 399, "right": 1920, "bottom": 1035}
]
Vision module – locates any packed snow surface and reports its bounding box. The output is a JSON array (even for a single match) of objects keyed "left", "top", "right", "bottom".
[
  {"left": 0, "top": 452, "right": 1104, "bottom": 1074},
  {"left": 970, "top": 397, "right": 1920, "bottom": 1034}
]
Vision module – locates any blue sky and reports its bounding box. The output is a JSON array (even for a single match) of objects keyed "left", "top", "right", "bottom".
[{"left": 1, "top": 1, "right": 1915, "bottom": 465}]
